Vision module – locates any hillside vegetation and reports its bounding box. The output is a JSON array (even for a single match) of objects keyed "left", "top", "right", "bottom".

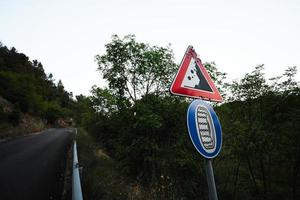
[{"left": 0, "top": 42, "right": 74, "bottom": 137}]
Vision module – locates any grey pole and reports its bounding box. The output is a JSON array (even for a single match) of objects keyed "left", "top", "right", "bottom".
[
  {"left": 205, "top": 159, "right": 218, "bottom": 200},
  {"left": 72, "top": 141, "right": 83, "bottom": 200},
  {"left": 72, "top": 128, "right": 83, "bottom": 200}
]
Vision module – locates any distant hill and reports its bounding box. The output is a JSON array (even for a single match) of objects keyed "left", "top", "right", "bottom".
[{"left": 0, "top": 42, "right": 74, "bottom": 137}]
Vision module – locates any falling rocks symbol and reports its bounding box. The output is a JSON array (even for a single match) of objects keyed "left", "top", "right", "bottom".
[{"left": 182, "top": 58, "right": 213, "bottom": 92}]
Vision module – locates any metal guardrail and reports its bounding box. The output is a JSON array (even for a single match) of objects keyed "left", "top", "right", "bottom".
[{"left": 72, "top": 129, "right": 83, "bottom": 200}]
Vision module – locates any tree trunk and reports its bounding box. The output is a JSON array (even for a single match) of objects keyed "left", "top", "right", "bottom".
[
  {"left": 292, "top": 140, "right": 300, "bottom": 200},
  {"left": 233, "top": 159, "right": 241, "bottom": 199},
  {"left": 246, "top": 156, "right": 259, "bottom": 195},
  {"left": 259, "top": 157, "right": 267, "bottom": 197}
]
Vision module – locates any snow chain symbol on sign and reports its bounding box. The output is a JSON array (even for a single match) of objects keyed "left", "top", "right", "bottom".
[{"left": 197, "top": 106, "right": 215, "bottom": 150}]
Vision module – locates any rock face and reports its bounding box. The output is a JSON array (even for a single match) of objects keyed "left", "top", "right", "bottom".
[
  {"left": 0, "top": 96, "right": 13, "bottom": 113},
  {"left": 0, "top": 96, "right": 72, "bottom": 138},
  {"left": 0, "top": 96, "right": 46, "bottom": 138},
  {"left": 19, "top": 114, "right": 45, "bottom": 134}
]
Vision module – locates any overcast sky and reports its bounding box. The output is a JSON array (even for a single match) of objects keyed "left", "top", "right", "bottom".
[{"left": 1, "top": 0, "right": 299, "bottom": 96}]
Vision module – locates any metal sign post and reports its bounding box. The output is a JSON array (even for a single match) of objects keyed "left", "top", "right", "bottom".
[{"left": 205, "top": 159, "right": 218, "bottom": 200}]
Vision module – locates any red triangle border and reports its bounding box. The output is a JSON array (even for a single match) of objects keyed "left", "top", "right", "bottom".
[{"left": 170, "top": 46, "right": 223, "bottom": 102}]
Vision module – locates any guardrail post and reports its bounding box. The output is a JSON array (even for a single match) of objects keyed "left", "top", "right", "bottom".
[{"left": 72, "top": 128, "right": 83, "bottom": 200}]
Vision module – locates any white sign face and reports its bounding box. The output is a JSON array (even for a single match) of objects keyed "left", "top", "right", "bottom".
[{"left": 181, "top": 58, "right": 200, "bottom": 89}]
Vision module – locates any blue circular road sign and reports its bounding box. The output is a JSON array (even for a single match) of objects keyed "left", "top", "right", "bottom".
[{"left": 187, "top": 99, "right": 222, "bottom": 159}]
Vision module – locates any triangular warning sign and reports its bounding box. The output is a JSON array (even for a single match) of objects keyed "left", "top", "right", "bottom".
[{"left": 170, "top": 46, "right": 223, "bottom": 102}]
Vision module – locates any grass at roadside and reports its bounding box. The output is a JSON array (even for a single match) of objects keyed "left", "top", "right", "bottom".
[{"left": 76, "top": 128, "right": 130, "bottom": 200}]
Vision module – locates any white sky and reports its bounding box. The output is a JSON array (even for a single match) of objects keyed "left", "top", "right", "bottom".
[{"left": 0, "top": 0, "right": 299, "bottom": 96}]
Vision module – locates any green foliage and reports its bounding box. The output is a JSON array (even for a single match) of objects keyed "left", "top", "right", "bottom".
[
  {"left": 90, "top": 86, "right": 121, "bottom": 114},
  {"left": 72, "top": 95, "right": 94, "bottom": 126},
  {"left": 0, "top": 43, "right": 74, "bottom": 125},
  {"left": 215, "top": 91, "right": 300, "bottom": 200},
  {"left": 203, "top": 62, "right": 228, "bottom": 98},
  {"left": 87, "top": 94, "right": 207, "bottom": 199},
  {"left": 43, "top": 101, "right": 62, "bottom": 124},
  {"left": 95, "top": 35, "right": 177, "bottom": 103},
  {"left": 80, "top": 35, "right": 300, "bottom": 199},
  {"left": 77, "top": 128, "right": 129, "bottom": 200},
  {"left": 214, "top": 65, "right": 300, "bottom": 200},
  {"left": 229, "top": 65, "right": 269, "bottom": 101}
]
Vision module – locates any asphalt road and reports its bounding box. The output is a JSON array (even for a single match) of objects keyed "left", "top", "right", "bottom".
[{"left": 0, "top": 128, "right": 74, "bottom": 200}]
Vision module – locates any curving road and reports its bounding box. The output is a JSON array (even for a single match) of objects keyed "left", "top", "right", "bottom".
[{"left": 0, "top": 128, "right": 74, "bottom": 200}]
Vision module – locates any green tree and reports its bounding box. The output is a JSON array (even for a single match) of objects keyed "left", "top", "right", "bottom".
[
  {"left": 204, "top": 62, "right": 228, "bottom": 99},
  {"left": 215, "top": 65, "right": 300, "bottom": 200},
  {"left": 73, "top": 94, "right": 94, "bottom": 126},
  {"left": 95, "top": 35, "right": 177, "bottom": 103},
  {"left": 229, "top": 65, "right": 269, "bottom": 101}
]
